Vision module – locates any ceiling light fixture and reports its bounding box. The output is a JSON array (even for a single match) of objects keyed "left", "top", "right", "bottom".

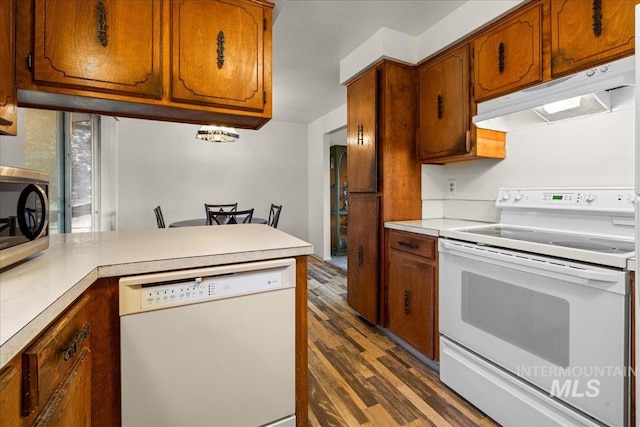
[{"left": 196, "top": 125, "right": 240, "bottom": 143}]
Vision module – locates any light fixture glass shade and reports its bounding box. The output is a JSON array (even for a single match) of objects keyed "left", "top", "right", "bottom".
[{"left": 196, "top": 126, "right": 240, "bottom": 142}]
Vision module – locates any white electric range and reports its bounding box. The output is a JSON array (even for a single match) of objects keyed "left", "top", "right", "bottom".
[{"left": 438, "top": 187, "right": 635, "bottom": 427}]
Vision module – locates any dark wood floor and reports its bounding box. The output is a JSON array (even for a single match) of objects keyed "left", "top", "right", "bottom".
[{"left": 306, "top": 257, "right": 498, "bottom": 427}]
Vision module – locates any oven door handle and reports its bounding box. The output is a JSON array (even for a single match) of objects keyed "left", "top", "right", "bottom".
[{"left": 440, "top": 240, "right": 624, "bottom": 286}]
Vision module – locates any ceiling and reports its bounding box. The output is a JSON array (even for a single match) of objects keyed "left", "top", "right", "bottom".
[{"left": 271, "top": 0, "right": 466, "bottom": 124}]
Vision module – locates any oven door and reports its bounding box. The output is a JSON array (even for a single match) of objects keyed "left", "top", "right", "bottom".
[{"left": 439, "top": 239, "right": 629, "bottom": 427}]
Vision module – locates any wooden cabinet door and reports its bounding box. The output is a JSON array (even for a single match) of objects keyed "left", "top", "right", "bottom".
[
  {"left": 474, "top": 3, "right": 543, "bottom": 102},
  {"left": 347, "top": 67, "right": 377, "bottom": 193},
  {"left": 418, "top": 44, "right": 470, "bottom": 161},
  {"left": 388, "top": 250, "right": 435, "bottom": 358},
  {"left": 0, "top": 0, "right": 17, "bottom": 135},
  {"left": 34, "top": 349, "right": 91, "bottom": 427},
  {"left": 32, "top": 0, "right": 161, "bottom": 98},
  {"left": 171, "top": 0, "right": 267, "bottom": 112},
  {"left": 551, "top": 0, "right": 638, "bottom": 78},
  {"left": 347, "top": 194, "right": 379, "bottom": 324},
  {"left": 0, "top": 364, "right": 21, "bottom": 427}
]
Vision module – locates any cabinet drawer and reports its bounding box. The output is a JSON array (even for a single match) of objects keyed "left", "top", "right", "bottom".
[
  {"left": 389, "top": 230, "right": 436, "bottom": 260},
  {"left": 22, "top": 294, "right": 91, "bottom": 416}
]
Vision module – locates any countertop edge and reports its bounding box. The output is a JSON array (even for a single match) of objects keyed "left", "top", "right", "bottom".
[{"left": 1, "top": 242, "right": 313, "bottom": 368}]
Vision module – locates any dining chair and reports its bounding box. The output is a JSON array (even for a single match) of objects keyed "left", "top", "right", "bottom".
[
  {"left": 207, "top": 208, "right": 254, "bottom": 225},
  {"left": 204, "top": 203, "right": 238, "bottom": 218},
  {"left": 267, "top": 204, "right": 282, "bottom": 228},
  {"left": 153, "top": 206, "right": 166, "bottom": 228}
]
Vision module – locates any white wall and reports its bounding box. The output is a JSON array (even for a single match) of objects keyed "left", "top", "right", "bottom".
[
  {"left": 117, "top": 118, "right": 309, "bottom": 240},
  {"left": 422, "top": 108, "right": 635, "bottom": 214},
  {"left": 307, "top": 104, "right": 347, "bottom": 260},
  {"left": 0, "top": 108, "right": 25, "bottom": 167}
]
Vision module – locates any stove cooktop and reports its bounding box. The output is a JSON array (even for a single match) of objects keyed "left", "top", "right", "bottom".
[{"left": 464, "top": 226, "right": 635, "bottom": 254}]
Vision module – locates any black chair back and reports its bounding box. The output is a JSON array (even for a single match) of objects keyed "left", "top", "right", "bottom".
[
  {"left": 204, "top": 203, "right": 237, "bottom": 213},
  {"left": 207, "top": 208, "right": 254, "bottom": 225},
  {"left": 268, "top": 204, "right": 282, "bottom": 228},
  {"left": 154, "top": 206, "right": 166, "bottom": 228}
]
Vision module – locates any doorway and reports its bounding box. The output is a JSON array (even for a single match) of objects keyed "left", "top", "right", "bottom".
[{"left": 328, "top": 128, "right": 347, "bottom": 271}]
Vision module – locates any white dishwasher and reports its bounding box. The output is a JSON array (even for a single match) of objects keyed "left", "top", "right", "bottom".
[{"left": 119, "top": 258, "right": 297, "bottom": 427}]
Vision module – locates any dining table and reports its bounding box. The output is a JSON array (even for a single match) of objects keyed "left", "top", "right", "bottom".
[{"left": 169, "top": 217, "right": 268, "bottom": 227}]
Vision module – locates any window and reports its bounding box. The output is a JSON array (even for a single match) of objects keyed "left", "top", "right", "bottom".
[{"left": 23, "top": 109, "right": 101, "bottom": 233}]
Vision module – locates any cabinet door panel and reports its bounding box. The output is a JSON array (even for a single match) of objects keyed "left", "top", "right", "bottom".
[
  {"left": 388, "top": 251, "right": 435, "bottom": 359},
  {"left": 172, "top": 0, "right": 266, "bottom": 111},
  {"left": 347, "top": 67, "right": 377, "bottom": 193},
  {"left": 0, "top": 0, "right": 16, "bottom": 135},
  {"left": 474, "top": 4, "right": 543, "bottom": 102},
  {"left": 347, "top": 194, "right": 379, "bottom": 324},
  {"left": 0, "top": 364, "right": 21, "bottom": 427},
  {"left": 34, "top": 349, "right": 91, "bottom": 427},
  {"left": 551, "top": 0, "right": 638, "bottom": 77},
  {"left": 33, "top": 0, "right": 162, "bottom": 98},
  {"left": 418, "top": 44, "right": 470, "bottom": 160}
]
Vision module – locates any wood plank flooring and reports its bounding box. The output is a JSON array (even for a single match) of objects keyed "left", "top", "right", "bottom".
[{"left": 307, "top": 257, "right": 498, "bottom": 427}]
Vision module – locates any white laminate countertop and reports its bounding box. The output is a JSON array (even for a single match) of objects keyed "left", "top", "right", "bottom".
[
  {"left": 384, "top": 219, "right": 492, "bottom": 236},
  {"left": 0, "top": 225, "right": 313, "bottom": 367}
]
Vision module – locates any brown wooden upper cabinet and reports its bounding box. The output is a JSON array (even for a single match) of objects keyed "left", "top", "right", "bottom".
[
  {"left": 347, "top": 67, "right": 377, "bottom": 193},
  {"left": 551, "top": 0, "right": 639, "bottom": 78},
  {"left": 31, "top": 0, "right": 162, "bottom": 98},
  {"left": 418, "top": 44, "right": 470, "bottom": 161},
  {"left": 15, "top": 0, "right": 273, "bottom": 130},
  {"left": 473, "top": 2, "right": 544, "bottom": 102},
  {"left": 172, "top": 0, "right": 267, "bottom": 112},
  {"left": 418, "top": 44, "right": 505, "bottom": 164},
  {"left": 0, "top": 0, "right": 17, "bottom": 135}
]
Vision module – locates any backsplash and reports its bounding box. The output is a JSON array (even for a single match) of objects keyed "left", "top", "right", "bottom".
[{"left": 421, "top": 107, "right": 634, "bottom": 219}]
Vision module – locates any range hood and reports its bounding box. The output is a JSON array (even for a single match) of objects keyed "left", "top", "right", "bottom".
[{"left": 473, "top": 55, "right": 635, "bottom": 132}]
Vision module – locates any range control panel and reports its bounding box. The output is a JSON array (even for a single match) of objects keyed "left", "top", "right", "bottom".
[{"left": 496, "top": 187, "right": 635, "bottom": 213}]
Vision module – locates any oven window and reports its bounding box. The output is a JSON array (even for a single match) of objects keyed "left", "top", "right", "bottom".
[{"left": 462, "top": 272, "right": 570, "bottom": 367}]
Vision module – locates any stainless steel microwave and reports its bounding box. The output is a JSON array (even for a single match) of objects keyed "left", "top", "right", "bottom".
[{"left": 0, "top": 166, "right": 49, "bottom": 269}]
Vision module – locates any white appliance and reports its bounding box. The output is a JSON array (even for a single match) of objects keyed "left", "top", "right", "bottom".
[
  {"left": 473, "top": 55, "right": 635, "bottom": 132},
  {"left": 119, "top": 258, "right": 297, "bottom": 427},
  {"left": 439, "top": 188, "right": 634, "bottom": 427}
]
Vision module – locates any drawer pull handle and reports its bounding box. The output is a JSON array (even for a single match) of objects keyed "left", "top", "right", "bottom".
[
  {"left": 398, "top": 241, "right": 418, "bottom": 250},
  {"left": 63, "top": 323, "right": 92, "bottom": 362},
  {"left": 404, "top": 290, "right": 410, "bottom": 315},
  {"left": 96, "top": 1, "right": 107, "bottom": 47}
]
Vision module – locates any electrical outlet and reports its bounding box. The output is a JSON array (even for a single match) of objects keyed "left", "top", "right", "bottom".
[{"left": 447, "top": 179, "right": 457, "bottom": 195}]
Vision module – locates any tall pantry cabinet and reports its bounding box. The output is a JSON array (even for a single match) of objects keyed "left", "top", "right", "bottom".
[{"left": 346, "top": 60, "right": 421, "bottom": 325}]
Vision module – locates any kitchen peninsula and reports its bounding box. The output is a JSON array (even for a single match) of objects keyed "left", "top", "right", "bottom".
[{"left": 0, "top": 224, "right": 312, "bottom": 426}]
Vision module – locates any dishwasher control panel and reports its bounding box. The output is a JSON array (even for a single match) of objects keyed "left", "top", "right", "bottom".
[
  {"left": 140, "top": 270, "right": 284, "bottom": 309},
  {"left": 118, "top": 258, "right": 296, "bottom": 316}
]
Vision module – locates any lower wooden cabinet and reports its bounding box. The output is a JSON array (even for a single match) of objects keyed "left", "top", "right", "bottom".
[
  {"left": 387, "top": 230, "right": 439, "bottom": 360},
  {"left": 0, "top": 293, "right": 92, "bottom": 426},
  {"left": 347, "top": 194, "right": 380, "bottom": 324}
]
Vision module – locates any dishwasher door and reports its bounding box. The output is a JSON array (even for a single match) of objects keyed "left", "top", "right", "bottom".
[{"left": 119, "top": 258, "right": 296, "bottom": 427}]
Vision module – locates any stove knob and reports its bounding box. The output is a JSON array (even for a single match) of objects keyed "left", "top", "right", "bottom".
[
  {"left": 585, "top": 194, "right": 596, "bottom": 203},
  {"left": 514, "top": 192, "right": 523, "bottom": 202},
  {"left": 501, "top": 192, "right": 511, "bottom": 201}
]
